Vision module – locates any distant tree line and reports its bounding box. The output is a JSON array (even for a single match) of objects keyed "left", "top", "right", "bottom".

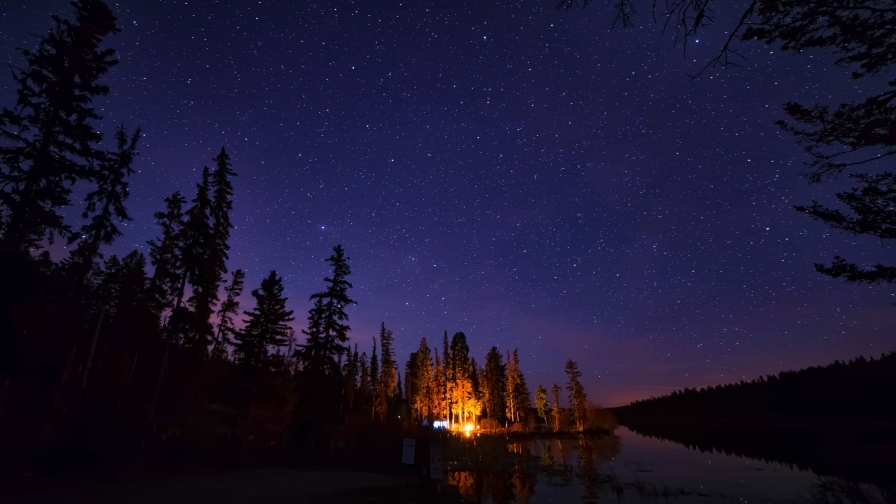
[
  {"left": 616, "top": 352, "right": 896, "bottom": 424},
  {"left": 614, "top": 353, "right": 896, "bottom": 487}
]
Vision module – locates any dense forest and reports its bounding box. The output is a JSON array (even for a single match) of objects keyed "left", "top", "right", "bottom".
[
  {"left": 616, "top": 352, "right": 896, "bottom": 425},
  {"left": 614, "top": 353, "right": 896, "bottom": 486},
  {"left": 0, "top": 1, "right": 608, "bottom": 477}
]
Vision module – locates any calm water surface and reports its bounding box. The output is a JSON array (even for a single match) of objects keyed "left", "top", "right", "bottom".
[{"left": 444, "top": 427, "right": 889, "bottom": 504}]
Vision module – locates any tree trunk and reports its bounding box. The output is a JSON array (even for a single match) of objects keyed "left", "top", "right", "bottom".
[
  {"left": 120, "top": 353, "right": 138, "bottom": 408},
  {"left": 79, "top": 305, "right": 106, "bottom": 398}
]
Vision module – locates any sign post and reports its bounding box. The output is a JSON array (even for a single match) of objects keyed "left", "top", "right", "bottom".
[{"left": 401, "top": 438, "right": 416, "bottom": 465}]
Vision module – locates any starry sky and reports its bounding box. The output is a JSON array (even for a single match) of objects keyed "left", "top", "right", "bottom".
[{"left": 2, "top": 0, "right": 894, "bottom": 406}]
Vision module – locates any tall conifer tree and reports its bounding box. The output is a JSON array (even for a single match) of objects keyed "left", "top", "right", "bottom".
[
  {"left": 369, "top": 337, "right": 379, "bottom": 419},
  {"left": 183, "top": 167, "right": 216, "bottom": 347},
  {"left": 211, "top": 269, "right": 245, "bottom": 359},
  {"left": 66, "top": 126, "right": 140, "bottom": 285},
  {"left": 433, "top": 349, "right": 445, "bottom": 421},
  {"left": 536, "top": 385, "right": 549, "bottom": 424},
  {"left": 234, "top": 270, "right": 294, "bottom": 367},
  {"left": 413, "top": 338, "right": 432, "bottom": 421},
  {"left": 442, "top": 331, "right": 451, "bottom": 426},
  {"left": 296, "top": 245, "right": 356, "bottom": 377},
  {"left": 209, "top": 147, "right": 236, "bottom": 280},
  {"left": 358, "top": 351, "right": 370, "bottom": 399},
  {"left": 0, "top": 0, "right": 120, "bottom": 255},
  {"left": 374, "top": 323, "right": 397, "bottom": 419},
  {"left": 551, "top": 384, "right": 562, "bottom": 432},
  {"left": 483, "top": 346, "right": 506, "bottom": 421},
  {"left": 449, "top": 332, "right": 471, "bottom": 425},
  {"left": 564, "top": 359, "right": 587, "bottom": 431},
  {"left": 147, "top": 192, "right": 187, "bottom": 313}
]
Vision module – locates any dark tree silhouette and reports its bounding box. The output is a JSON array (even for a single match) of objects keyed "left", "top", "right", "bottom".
[
  {"left": 797, "top": 173, "right": 896, "bottom": 283},
  {"left": 565, "top": 359, "right": 587, "bottom": 431},
  {"left": 65, "top": 126, "right": 141, "bottom": 286},
  {"left": 369, "top": 336, "right": 379, "bottom": 419},
  {"left": 358, "top": 350, "right": 370, "bottom": 401},
  {"left": 210, "top": 147, "right": 236, "bottom": 279},
  {"left": 482, "top": 346, "right": 507, "bottom": 422},
  {"left": 564, "top": 0, "right": 896, "bottom": 286},
  {"left": 147, "top": 192, "right": 187, "bottom": 313},
  {"left": 296, "top": 245, "right": 356, "bottom": 377},
  {"left": 0, "top": 0, "right": 120, "bottom": 255},
  {"left": 506, "top": 348, "right": 530, "bottom": 423},
  {"left": 183, "top": 167, "right": 216, "bottom": 347},
  {"left": 211, "top": 269, "right": 245, "bottom": 359},
  {"left": 374, "top": 323, "right": 397, "bottom": 419},
  {"left": 343, "top": 344, "right": 360, "bottom": 410},
  {"left": 234, "top": 270, "right": 295, "bottom": 367},
  {"left": 551, "top": 383, "right": 563, "bottom": 432},
  {"left": 408, "top": 338, "right": 433, "bottom": 421}
]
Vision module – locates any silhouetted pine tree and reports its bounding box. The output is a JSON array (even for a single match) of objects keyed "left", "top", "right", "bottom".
[
  {"left": 65, "top": 126, "right": 141, "bottom": 287},
  {"left": 412, "top": 338, "right": 432, "bottom": 421},
  {"left": 374, "top": 323, "right": 396, "bottom": 419},
  {"left": 483, "top": 346, "right": 506, "bottom": 422},
  {"left": 358, "top": 351, "right": 370, "bottom": 400},
  {"left": 369, "top": 337, "right": 379, "bottom": 419},
  {"left": 344, "top": 344, "right": 359, "bottom": 410},
  {"left": 0, "top": 0, "right": 120, "bottom": 256},
  {"left": 183, "top": 167, "right": 216, "bottom": 348},
  {"left": 211, "top": 269, "right": 245, "bottom": 359},
  {"left": 514, "top": 350, "right": 532, "bottom": 413},
  {"left": 405, "top": 351, "right": 418, "bottom": 418},
  {"left": 564, "top": 359, "right": 587, "bottom": 431},
  {"left": 797, "top": 173, "right": 896, "bottom": 283},
  {"left": 234, "top": 270, "right": 295, "bottom": 367},
  {"left": 505, "top": 349, "right": 531, "bottom": 424},
  {"left": 296, "top": 245, "right": 356, "bottom": 377},
  {"left": 209, "top": 147, "right": 236, "bottom": 280},
  {"left": 551, "top": 384, "right": 562, "bottom": 432},
  {"left": 566, "top": 0, "right": 896, "bottom": 288},
  {"left": 148, "top": 192, "right": 187, "bottom": 314}
]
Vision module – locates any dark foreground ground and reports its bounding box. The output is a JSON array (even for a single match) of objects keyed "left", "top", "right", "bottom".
[{"left": 2, "top": 469, "right": 463, "bottom": 504}]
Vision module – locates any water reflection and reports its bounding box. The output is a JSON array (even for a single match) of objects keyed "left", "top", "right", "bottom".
[
  {"left": 446, "top": 434, "right": 621, "bottom": 504},
  {"left": 444, "top": 428, "right": 895, "bottom": 504}
]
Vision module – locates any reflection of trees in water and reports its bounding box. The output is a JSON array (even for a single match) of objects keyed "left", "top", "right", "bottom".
[
  {"left": 541, "top": 440, "right": 556, "bottom": 483},
  {"left": 513, "top": 470, "right": 537, "bottom": 504},
  {"left": 446, "top": 434, "right": 623, "bottom": 503},
  {"left": 442, "top": 434, "right": 896, "bottom": 504},
  {"left": 810, "top": 477, "right": 896, "bottom": 504},
  {"left": 577, "top": 436, "right": 600, "bottom": 504},
  {"left": 621, "top": 423, "right": 895, "bottom": 488}
]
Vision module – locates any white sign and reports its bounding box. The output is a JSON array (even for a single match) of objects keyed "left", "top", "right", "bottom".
[
  {"left": 401, "top": 438, "right": 416, "bottom": 465},
  {"left": 429, "top": 445, "right": 444, "bottom": 480}
]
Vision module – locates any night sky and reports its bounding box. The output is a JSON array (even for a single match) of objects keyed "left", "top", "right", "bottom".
[{"left": 2, "top": 0, "right": 893, "bottom": 406}]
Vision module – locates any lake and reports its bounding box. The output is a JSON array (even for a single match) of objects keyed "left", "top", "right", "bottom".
[{"left": 443, "top": 427, "right": 892, "bottom": 503}]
